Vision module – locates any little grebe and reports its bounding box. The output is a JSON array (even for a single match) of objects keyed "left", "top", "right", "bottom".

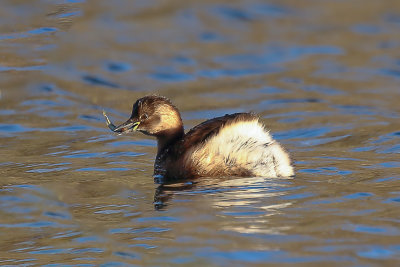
[{"left": 104, "top": 95, "right": 294, "bottom": 181}]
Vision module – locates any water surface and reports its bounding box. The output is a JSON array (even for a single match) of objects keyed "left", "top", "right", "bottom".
[{"left": 0, "top": 0, "right": 399, "bottom": 265}]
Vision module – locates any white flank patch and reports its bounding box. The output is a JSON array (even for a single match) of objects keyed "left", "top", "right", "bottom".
[{"left": 191, "top": 119, "right": 294, "bottom": 178}]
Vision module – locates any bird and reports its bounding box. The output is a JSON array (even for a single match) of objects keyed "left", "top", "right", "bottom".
[{"left": 103, "top": 95, "right": 294, "bottom": 182}]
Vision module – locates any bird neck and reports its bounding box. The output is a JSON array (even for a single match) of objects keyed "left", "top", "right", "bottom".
[{"left": 156, "top": 126, "right": 184, "bottom": 156}]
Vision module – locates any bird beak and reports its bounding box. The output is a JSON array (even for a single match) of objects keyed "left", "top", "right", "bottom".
[
  {"left": 114, "top": 120, "right": 140, "bottom": 133},
  {"left": 103, "top": 110, "right": 140, "bottom": 134}
]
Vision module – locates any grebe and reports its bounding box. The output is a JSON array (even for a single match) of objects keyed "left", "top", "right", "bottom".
[{"left": 103, "top": 95, "right": 294, "bottom": 181}]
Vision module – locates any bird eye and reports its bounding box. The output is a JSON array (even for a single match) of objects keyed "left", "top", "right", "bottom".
[{"left": 140, "top": 113, "right": 148, "bottom": 121}]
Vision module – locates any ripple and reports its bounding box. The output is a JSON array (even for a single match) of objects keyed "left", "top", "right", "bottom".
[
  {"left": 274, "top": 126, "right": 333, "bottom": 140},
  {"left": 172, "top": 55, "right": 196, "bottom": 65},
  {"left": 21, "top": 98, "right": 72, "bottom": 107},
  {"left": 52, "top": 231, "right": 81, "bottom": 239},
  {"left": 183, "top": 108, "right": 245, "bottom": 120},
  {"left": 0, "top": 221, "right": 72, "bottom": 229},
  {"left": 30, "top": 247, "right": 73, "bottom": 254},
  {"left": 380, "top": 68, "right": 400, "bottom": 79},
  {"left": 199, "top": 31, "right": 220, "bottom": 42},
  {"left": 300, "top": 167, "right": 352, "bottom": 176},
  {"left": 343, "top": 192, "right": 373, "bottom": 199},
  {"left": 94, "top": 209, "right": 124, "bottom": 214},
  {"left": 149, "top": 71, "right": 193, "bottom": 82},
  {"left": 0, "top": 27, "right": 57, "bottom": 41},
  {"left": 343, "top": 224, "right": 399, "bottom": 235},
  {"left": 65, "top": 0, "right": 86, "bottom": 3},
  {"left": 194, "top": 248, "right": 333, "bottom": 263},
  {"left": 114, "top": 251, "right": 138, "bottom": 260},
  {"left": 301, "top": 84, "right": 344, "bottom": 95},
  {"left": 26, "top": 167, "right": 70, "bottom": 173},
  {"left": 358, "top": 245, "right": 400, "bottom": 259},
  {"left": 109, "top": 139, "right": 155, "bottom": 148},
  {"left": 54, "top": 10, "right": 82, "bottom": 19},
  {"left": 99, "top": 261, "right": 130, "bottom": 267},
  {"left": 281, "top": 192, "right": 315, "bottom": 200},
  {"left": 73, "top": 248, "right": 104, "bottom": 255},
  {"left": 372, "top": 176, "right": 400, "bottom": 183},
  {"left": 63, "top": 150, "right": 144, "bottom": 159},
  {"left": 222, "top": 210, "right": 265, "bottom": 217},
  {"left": 63, "top": 151, "right": 107, "bottom": 159},
  {"left": 0, "top": 65, "right": 45, "bottom": 72},
  {"left": 351, "top": 24, "right": 381, "bottom": 35},
  {"left": 0, "top": 123, "right": 34, "bottom": 134},
  {"left": 216, "top": 6, "right": 253, "bottom": 22},
  {"left": 378, "top": 144, "right": 400, "bottom": 154},
  {"left": 75, "top": 167, "right": 131, "bottom": 172},
  {"left": 197, "top": 67, "right": 278, "bottom": 78},
  {"left": 0, "top": 32, "right": 29, "bottom": 41},
  {"left": 73, "top": 235, "right": 105, "bottom": 243},
  {"left": 46, "top": 125, "right": 104, "bottom": 132},
  {"left": 298, "top": 135, "right": 351, "bottom": 147},
  {"left": 82, "top": 75, "right": 120, "bottom": 88},
  {"left": 215, "top": 45, "right": 343, "bottom": 66},
  {"left": 385, "top": 197, "right": 400, "bottom": 203},
  {"left": 250, "top": 3, "right": 291, "bottom": 17},
  {"left": 369, "top": 162, "right": 400, "bottom": 168},
  {"left": 137, "top": 216, "right": 180, "bottom": 223},
  {"left": 105, "top": 61, "right": 132, "bottom": 72},
  {"left": 0, "top": 109, "right": 16, "bottom": 115},
  {"left": 28, "top": 27, "right": 58, "bottom": 35},
  {"left": 109, "top": 227, "right": 170, "bottom": 234},
  {"left": 44, "top": 210, "right": 71, "bottom": 220}
]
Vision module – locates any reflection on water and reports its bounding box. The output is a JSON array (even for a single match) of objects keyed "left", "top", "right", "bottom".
[{"left": 1, "top": 0, "right": 400, "bottom": 265}]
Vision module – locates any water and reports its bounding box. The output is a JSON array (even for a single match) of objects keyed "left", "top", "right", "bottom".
[{"left": 0, "top": 0, "right": 399, "bottom": 265}]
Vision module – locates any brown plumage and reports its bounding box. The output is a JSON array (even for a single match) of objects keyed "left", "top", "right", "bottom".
[{"left": 107, "top": 95, "right": 294, "bottom": 182}]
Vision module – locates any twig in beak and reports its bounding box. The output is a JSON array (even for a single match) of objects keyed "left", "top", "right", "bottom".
[{"left": 102, "top": 110, "right": 117, "bottom": 131}]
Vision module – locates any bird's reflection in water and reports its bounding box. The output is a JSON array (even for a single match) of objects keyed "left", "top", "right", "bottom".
[
  {"left": 152, "top": 175, "right": 293, "bottom": 218},
  {"left": 153, "top": 180, "right": 196, "bottom": 210}
]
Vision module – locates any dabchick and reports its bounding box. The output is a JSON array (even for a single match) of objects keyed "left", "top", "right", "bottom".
[{"left": 104, "top": 95, "right": 294, "bottom": 181}]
